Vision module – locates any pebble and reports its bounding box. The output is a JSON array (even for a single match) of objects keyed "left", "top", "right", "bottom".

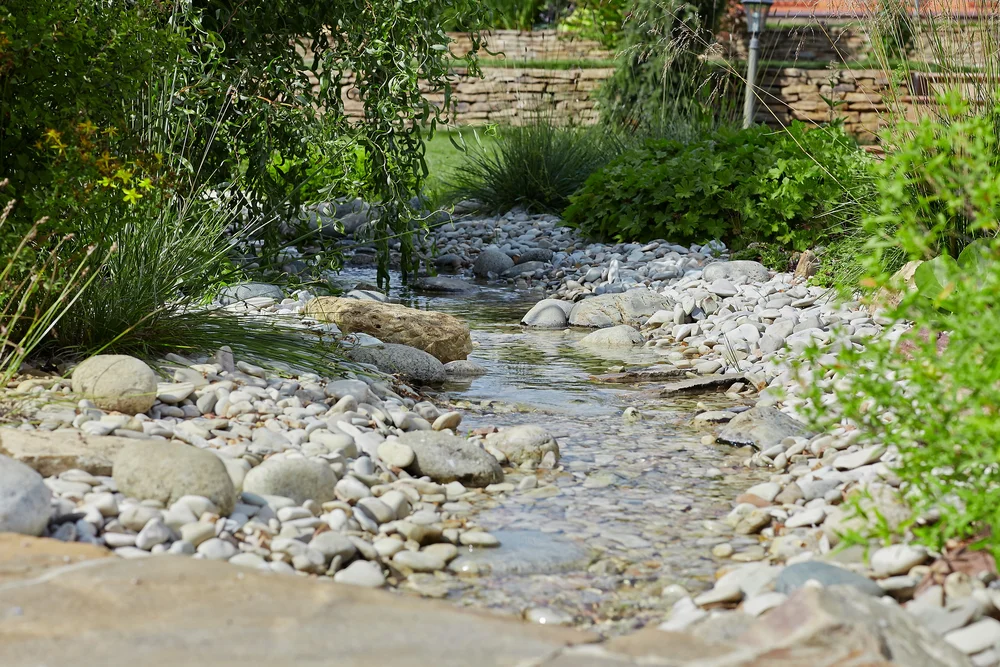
[
  {"left": 196, "top": 538, "right": 237, "bottom": 561},
  {"left": 333, "top": 560, "right": 386, "bottom": 587}
]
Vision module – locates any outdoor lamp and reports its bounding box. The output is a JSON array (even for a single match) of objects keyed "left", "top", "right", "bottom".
[{"left": 741, "top": 0, "right": 774, "bottom": 128}]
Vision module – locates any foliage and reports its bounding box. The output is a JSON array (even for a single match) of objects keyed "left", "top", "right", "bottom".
[
  {"left": 558, "top": 0, "right": 627, "bottom": 49},
  {"left": 730, "top": 242, "right": 793, "bottom": 272},
  {"left": 0, "top": 183, "right": 101, "bottom": 384},
  {"left": 0, "top": 0, "right": 185, "bottom": 225},
  {"left": 447, "top": 119, "right": 621, "bottom": 212},
  {"left": 478, "top": 0, "right": 547, "bottom": 30},
  {"left": 564, "top": 122, "right": 869, "bottom": 249},
  {"left": 598, "top": 0, "right": 731, "bottom": 131},
  {"left": 802, "top": 99, "right": 1000, "bottom": 561}
]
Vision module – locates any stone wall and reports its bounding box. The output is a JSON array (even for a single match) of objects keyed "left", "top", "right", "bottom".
[
  {"left": 341, "top": 67, "right": 614, "bottom": 126},
  {"left": 717, "top": 24, "right": 871, "bottom": 63},
  {"left": 448, "top": 29, "right": 612, "bottom": 62}
]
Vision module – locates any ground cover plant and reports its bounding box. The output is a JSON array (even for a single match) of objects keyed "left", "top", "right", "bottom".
[
  {"left": 802, "top": 94, "right": 1000, "bottom": 560},
  {"left": 563, "top": 121, "right": 871, "bottom": 250}
]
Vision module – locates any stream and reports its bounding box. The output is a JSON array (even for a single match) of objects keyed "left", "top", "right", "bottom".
[{"left": 332, "top": 269, "right": 766, "bottom": 635}]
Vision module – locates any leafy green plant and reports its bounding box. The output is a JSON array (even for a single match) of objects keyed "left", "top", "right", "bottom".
[
  {"left": 564, "top": 122, "right": 870, "bottom": 250},
  {"left": 802, "top": 99, "right": 1000, "bottom": 561},
  {"left": 448, "top": 118, "right": 621, "bottom": 212},
  {"left": 558, "top": 0, "right": 626, "bottom": 49}
]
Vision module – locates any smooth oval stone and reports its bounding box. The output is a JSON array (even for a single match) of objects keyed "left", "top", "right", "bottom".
[{"left": 448, "top": 530, "right": 590, "bottom": 576}]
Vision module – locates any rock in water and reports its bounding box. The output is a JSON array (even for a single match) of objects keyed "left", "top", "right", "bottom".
[
  {"left": 577, "top": 325, "right": 643, "bottom": 348},
  {"left": 568, "top": 289, "right": 674, "bottom": 328},
  {"left": 304, "top": 297, "right": 472, "bottom": 363},
  {"left": 347, "top": 343, "right": 446, "bottom": 384},
  {"left": 216, "top": 282, "right": 284, "bottom": 305},
  {"left": 775, "top": 561, "right": 884, "bottom": 597},
  {"left": 397, "top": 431, "right": 503, "bottom": 487},
  {"left": 242, "top": 458, "right": 339, "bottom": 505},
  {"left": 443, "top": 360, "right": 487, "bottom": 377},
  {"left": 0, "top": 455, "right": 52, "bottom": 536},
  {"left": 412, "top": 277, "right": 476, "bottom": 294},
  {"left": 716, "top": 406, "right": 812, "bottom": 450},
  {"left": 71, "top": 355, "right": 158, "bottom": 414},
  {"left": 472, "top": 246, "right": 514, "bottom": 278},
  {"left": 701, "top": 260, "right": 771, "bottom": 283},
  {"left": 113, "top": 441, "right": 237, "bottom": 515},
  {"left": 520, "top": 299, "right": 574, "bottom": 328},
  {"left": 485, "top": 426, "right": 559, "bottom": 465}
]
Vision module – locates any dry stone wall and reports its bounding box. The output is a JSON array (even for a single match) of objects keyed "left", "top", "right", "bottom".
[{"left": 448, "top": 29, "right": 612, "bottom": 62}]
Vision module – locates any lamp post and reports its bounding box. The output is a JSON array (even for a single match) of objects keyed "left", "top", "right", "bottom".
[{"left": 741, "top": 0, "right": 774, "bottom": 128}]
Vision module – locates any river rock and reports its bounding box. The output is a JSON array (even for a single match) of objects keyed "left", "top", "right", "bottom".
[
  {"left": 71, "top": 355, "right": 158, "bottom": 414},
  {"left": 485, "top": 425, "right": 559, "bottom": 466},
  {"left": 347, "top": 343, "right": 446, "bottom": 384},
  {"left": 716, "top": 406, "right": 812, "bottom": 450},
  {"left": 577, "top": 325, "right": 644, "bottom": 348},
  {"left": 443, "top": 360, "right": 487, "bottom": 377},
  {"left": 472, "top": 246, "right": 514, "bottom": 278},
  {"left": 113, "top": 441, "right": 236, "bottom": 515},
  {"left": 502, "top": 261, "right": 548, "bottom": 278},
  {"left": 0, "top": 455, "right": 52, "bottom": 536},
  {"left": 242, "top": 458, "right": 338, "bottom": 506},
  {"left": 433, "top": 253, "right": 463, "bottom": 273},
  {"left": 870, "top": 544, "right": 928, "bottom": 577},
  {"left": 745, "top": 586, "right": 972, "bottom": 666},
  {"left": 333, "top": 560, "right": 386, "bottom": 587},
  {"left": 0, "top": 429, "right": 128, "bottom": 477},
  {"left": 413, "top": 276, "right": 476, "bottom": 293},
  {"left": 775, "top": 561, "right": 885, "bottom": 597},
  {"left": 568, "top": 289, "right": 674, "bottom": 328},
  {"left": 515, "top": 248, "right": 554, "bottom": 264},
  {"left": 520, "top": 299, "right": 574, "bottom": 328},
  {"left": 217, "top": 282, "right": 284, "bottom": 305},
  {"left": 304, "top": 297, "right": 472, "bottom": 363},
  {"left": 397, "top": 431, "right": 503, "bottom": 487},
  {"left": 702, "top": 260, "right": 770, "bottom": 283}
]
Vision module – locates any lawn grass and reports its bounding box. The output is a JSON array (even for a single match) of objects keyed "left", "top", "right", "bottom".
[{"left": 422, "top": 127, "right": 498, "bottom": 204}]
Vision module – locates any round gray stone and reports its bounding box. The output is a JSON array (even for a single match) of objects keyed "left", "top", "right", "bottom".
[
  {"left": 485, "top": 425, "right": 559, "bottom": 466},
  {"left": 775, "top": 561, "right": 885, "bottom": 597},
  {"left": 71, "top": 355, "right": 158, "bottom": 414},
  {"left": 702, "top": 260, "right": 770, "bottom": 283},
  {"left": 217, "top": 282, "right": 284, "bottom": 305},
  {"left": 577, "top": 325, "right": 643, "bottom": 348},
  {"left": 473, "top": 246, "right": 514, "bottom": 278},
  {"left": 242, "top": 458, "right": 338, "bottom": 506},
  {"left": 0, "top": 455, "right": 52, "bottom": 536},
  {"left": 520, "top": 299, "right": 573, "bottom": 328},
  {"left": 113, "top": 441, "right": 236, "bottom": 515},
  {"left": 347, "top": 343, "right": 446, "bottom": 385},
  {"left": 396, "top": 431, "right": 503, "bottom": 488}
]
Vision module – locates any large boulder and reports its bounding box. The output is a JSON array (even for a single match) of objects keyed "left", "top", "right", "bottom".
[
  {"left": 0, "top": 455, "right": 51, "bottom": 536},
  {"left": 0, "top": 429, "right": 128, "bottom": 477},
  {"left": 396, "top": 431, "right": 503, "bottom": 487},
  {"left": 472, "top": 246, "right": 514, "bottom": 278},
  {"left": 568, "top": 289, "right": 674, "bottom": 328},
  {"left": 71, "top": 355, "right": 158, "bottom": 414},
  {"left": 702, "top": 260, "right": 770, "bottom": 283},
  {"left": 242, "top": 458, "right": 339, "bottom": 505},
  {"left": 113, "top": 441, "right": 237, "bottom": 515},
  {"left": 347, "top": 343, "right": 446, "bottom": 385},
  {"left": 577, "top": 325, "right": 644, "bottom": 348},
  {"left": 485, "top": 426, "right": 559, "bottom": 466},
  {"left": 304, "top": 297, "right": 472, "bottom": 363},
  {"left": 217, "top": 282, "right": 284, "bottom": 305},
  {"left": 521, "top": 299, "right": 574, "bottom": 328},
  {"left": 716, "top": 406, "right": 812, "bottom": 450}
]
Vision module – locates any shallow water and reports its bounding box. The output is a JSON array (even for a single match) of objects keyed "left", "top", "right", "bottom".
[{"left": 332, "top": 269, "right": 764, "bottom": 634}]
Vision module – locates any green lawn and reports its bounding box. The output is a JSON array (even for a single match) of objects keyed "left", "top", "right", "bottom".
[{"left": 422, "top": 127, "right": 496, "bottom": 203}]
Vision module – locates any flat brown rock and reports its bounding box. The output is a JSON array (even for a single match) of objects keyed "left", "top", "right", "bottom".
[
  {"left": 0, "top": 428, "right": 129, "bottom": 477},
  {"left": 0, "top": 554, "right": 598, "bottom": 667},
  {"left": 658, "top": 374, "right": 746, "bottom": 396},
  {"left": 590, "top": 366, "right": 687, "bottom": 384},
  {"left": 0, "top": 535, "right": 111, "bottom": 586},
  {"left": 304, "top": 296, "right": 473, "bottom": 363}
]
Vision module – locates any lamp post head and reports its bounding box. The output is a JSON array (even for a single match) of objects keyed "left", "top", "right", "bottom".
[{"left": 742, "top": 0, "right": 774, "bottom": 34}]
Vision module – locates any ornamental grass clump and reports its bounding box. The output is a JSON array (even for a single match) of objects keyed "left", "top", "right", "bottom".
[
  {"left": 448, "top": 118, "right": 621, "bottom": 213},
  {"left": 801, "top": 95, "right": 1000, "bottom": 560}
]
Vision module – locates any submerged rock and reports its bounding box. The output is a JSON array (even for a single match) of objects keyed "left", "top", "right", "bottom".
[
  {"left": 412, "top": 276, "right": 476, "bottom": 294},
  {"left": 577, "top": 325, "right": 644, "bottom": 348},
  {"left": 485, "top": 425, "right": 559, "bottom": 465}
]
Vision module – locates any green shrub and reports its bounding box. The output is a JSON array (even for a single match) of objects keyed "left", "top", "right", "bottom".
[
  {"left": 563, "top": 122, "right": 870, "bottom": 250},
  {"left": 448, "top": 119, "right": 620, "bottom": 213},
  {"left": 802, "top": 96, "right": 1000, "bottom": 559}
]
